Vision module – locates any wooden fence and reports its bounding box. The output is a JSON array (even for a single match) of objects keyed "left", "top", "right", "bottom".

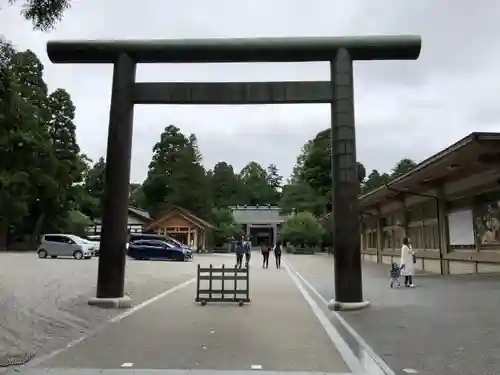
[{"left": 195, "top": 264, "right": 250, "bottom": 306}]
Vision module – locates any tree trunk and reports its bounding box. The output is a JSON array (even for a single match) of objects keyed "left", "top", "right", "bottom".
[
  {"left": 31, "top": 212, "right": 45, "bottom": 244},
  {"left": 0, "top": 220, "right": 8, "bottom": 251}
]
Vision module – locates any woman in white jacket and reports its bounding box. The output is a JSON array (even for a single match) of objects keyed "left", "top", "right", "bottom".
[{"left": 400, "top": 237, "right": 416, "bottom": 288}]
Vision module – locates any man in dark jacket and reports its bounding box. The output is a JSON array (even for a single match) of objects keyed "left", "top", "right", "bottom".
[
  {"left": 234, "top": 237, "right": 245, "bottom": 269},
  {"left": 244, "top": 236, "right": 252, "bottom": 268}
]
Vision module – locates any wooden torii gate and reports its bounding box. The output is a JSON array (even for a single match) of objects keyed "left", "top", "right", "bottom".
[{"left": 46, "top": 35, "right": 421, "bottom": 310}]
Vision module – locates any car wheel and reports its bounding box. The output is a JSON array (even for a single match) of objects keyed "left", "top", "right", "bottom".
[
  {"left": 38, "top": 250, "right": 47, "bottom": 259},
  {"left": 73, "top": 250, "right": 83, "bottom": 260}
]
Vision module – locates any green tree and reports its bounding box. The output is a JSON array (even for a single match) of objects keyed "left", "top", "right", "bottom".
[
  {"left": 70, "top": 153, "right": 94, "bottom": 213},
  {"left": 7, "top": 0, "right": 71, "bottom": 31},
  {"left": 357, "top": 162, "right": 366, "bottom": 184},
  {"left": 210, "top": 161, "right": 242, "bottom": 208},
  {"left": 175, "top": 133, "right": 209, "bottom": 217},
  {"left": 0, "top": 49, "right": 53, "bottom": 249},
  {"left": 36, "top": 88, "right": 84, "bottom": 234},
  {"left": 266, "top": 164, "right": 282, "bottom": 190},
  {"left": 129, "top": 183, "right": 147, "bottom": 209},
  {"left": 289, "top": 140, "right": 312, "bottom": 183},
  {"left": 142, "top": 125, "right": 210, "bottom": 218},
  {"left": 361, "top": 169, "right": 391, "bottom": 195},
  {"left": 0, "top": 37, "right": 14, "bottom": 81},
  {"left": 298, "top": 128, "right": 367, "bottom": 213},
  {"left": 360, "top": 159, "right": 417, "bottom": 195},
  {"left": 279, "top": 182, "right": 327, "bottom": 216},
  {"left": 209, "top": 207, "right": 243, "bottom": 247},
  {"left": 239, "top": 161, "right": 274, "bottom": 205},
  {"left": 80, "top": 157, "right": 106, "bottom": 220},
  {"left": 280, "top": 211, "right": 325, "bottom": 247},
  {"left": 320, "top": 214, "right": 334, "bottom": 250},
  {"left": 266, "top": 163, "right": 283, "bottom": 204},
  {"left": 391, "top": 158, "right": 417, "bottom": 178},
  {"left": 129, "top": 183, "right": 141, "bottom": 196},
  {"left": 142, "top": 125, "right": 186, "bottom": 215},
  {"left": 188, "top": 133, "right": 203, "bottom": 163},
  {"left": 64, "top": 210, "right": 92, "bottom": 237},
  {"left": 300, "top": 129, "right": 331, "bottom": 199}
]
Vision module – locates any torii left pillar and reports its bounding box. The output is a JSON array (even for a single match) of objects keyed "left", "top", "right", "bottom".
[{"left": 88, "top": 53, "right": 136, "bottom": 308}]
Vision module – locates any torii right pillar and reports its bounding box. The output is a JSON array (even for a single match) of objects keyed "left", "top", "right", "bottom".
[
  {"left": 327, "top": 46, "right": 415, "bottom": 311},
  {"left": 328, "top": 48, "right": 366, "bottom": 311}
]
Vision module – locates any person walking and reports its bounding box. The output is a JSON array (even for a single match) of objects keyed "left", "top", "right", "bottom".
[
  {"left": 274, "top": 240, "right": 283, "bottom": 269},
  {"left": 244, "top": 236, "right": 252, "bottom": 268},
  {"left": 234, "top": 237, "right": 245, "bottom": 269},
  {"left": 261, "top": 242, "right": 270, "bottom": 268},
  {"left": 400, "top": 236, "right": 416, "bottom": 287},
  {"left": 229, "top": 236, "right": 236, "bottom": 252}
]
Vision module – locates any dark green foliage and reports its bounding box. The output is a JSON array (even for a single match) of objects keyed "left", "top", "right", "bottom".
[
  {"left": 209, "top": 162, "right": 242, "bottom": 208},
  {"left": 280, "top": 211, "right": 324, "bottom": 247},
  {"left": 142, "top": 125, "right": 210, "bottom": 219},
  {"left": 281, "top": 127, "right": 418, "bottom": 244},
  {"left": 8, "top": 0, "right": 71, "bottom": 31}
]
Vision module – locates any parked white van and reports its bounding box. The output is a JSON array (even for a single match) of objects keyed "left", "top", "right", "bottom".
[{"left": 37, "top": 234, "right": 94, "bottom": 260}]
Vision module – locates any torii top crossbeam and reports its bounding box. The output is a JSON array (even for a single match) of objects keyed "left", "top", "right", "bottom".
[{"left": 47, "top": 35, "right": 421, "bottom": 64}]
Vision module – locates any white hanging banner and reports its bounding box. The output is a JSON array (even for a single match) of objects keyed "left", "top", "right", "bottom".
[{"left": 447, "top": 209, "right": 475, "bottom": 246}]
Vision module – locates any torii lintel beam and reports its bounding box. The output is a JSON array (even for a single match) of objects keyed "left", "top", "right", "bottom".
[{"left": 47, "top": 35, "right": 421, "bottom": 64}]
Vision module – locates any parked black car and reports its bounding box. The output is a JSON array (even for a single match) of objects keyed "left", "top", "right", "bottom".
[{"left": 127, "top": 239, "right": 192, "bottom": 261}]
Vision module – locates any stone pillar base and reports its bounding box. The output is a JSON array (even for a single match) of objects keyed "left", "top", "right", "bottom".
[
  {"left": 328, "top": 299, "right": 370, "bottom": 311},
  {"left": 88, "top": 295, "right": 132, "bottom": 309}
]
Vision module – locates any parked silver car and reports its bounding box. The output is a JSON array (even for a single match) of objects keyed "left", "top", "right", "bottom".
[
  {"left": 37, "top": 234, "right": 94, "bottom": 260},
  {"left": 85, "top": 235, "right": 101, "bottom": 256}
]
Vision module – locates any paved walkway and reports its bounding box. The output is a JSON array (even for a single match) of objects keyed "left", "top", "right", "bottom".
[
  {"left": 19, "top": 254, "right": 357, "bottom": 374},
  {"left": 286, "top": 253, "right": 500, "bottom": 375}
]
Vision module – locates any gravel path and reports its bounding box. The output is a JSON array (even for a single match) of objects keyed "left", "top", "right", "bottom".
[{"left": 0, "top": 253, "right": 205, "bottom": 363}]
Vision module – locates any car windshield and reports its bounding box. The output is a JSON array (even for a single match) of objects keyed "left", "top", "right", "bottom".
[
  {"left": 70, "top": 236, "right": 86, "bottom": 245},
  {"left": 164, "top": 238, "right": 178, "bottom": 247},
  {"left": 167, "top": 237, "right": 188, "bottom": 247}
]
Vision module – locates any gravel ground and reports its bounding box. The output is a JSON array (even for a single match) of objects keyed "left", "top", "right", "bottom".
[
  {"left": 285, "top": 253, "right": 500, "bottom": 375},
  {"left": 0, "top": 252, "right": 209, "bottom": 362}
]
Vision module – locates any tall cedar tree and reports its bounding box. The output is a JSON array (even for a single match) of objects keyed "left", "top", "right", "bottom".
[
  {"left": 0, "top": 50, "right": 53, "bottom": 248},
  {"left": 142, "top": 125, "right": 210, "bottom": 219}
]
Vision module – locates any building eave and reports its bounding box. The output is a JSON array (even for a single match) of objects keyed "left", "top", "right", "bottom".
[{"left": 358, "top": 132, "right": 500, "bottom": 208}]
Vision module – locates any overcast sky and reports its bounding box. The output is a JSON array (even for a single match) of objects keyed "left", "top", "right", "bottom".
[{"left": 1, "top": 0, "right": 499, "bottom": 183}]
